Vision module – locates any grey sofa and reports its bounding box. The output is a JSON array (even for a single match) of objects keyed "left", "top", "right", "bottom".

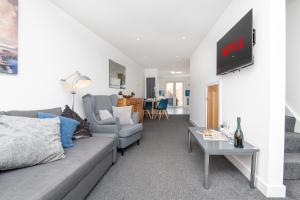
[
  {"left": 0, "top": 107, "right": 117, "bottom": 200},
  {"left": 82, "top": 94, "right": 143, "bottom": 155}
]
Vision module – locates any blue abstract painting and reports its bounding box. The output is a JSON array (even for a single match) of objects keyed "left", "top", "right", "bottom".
[{"left": 0, "top": 0, "right": 18, "bottom": 74}]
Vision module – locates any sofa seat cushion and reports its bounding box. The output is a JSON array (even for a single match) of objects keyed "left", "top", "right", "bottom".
[
  {"left": 0, "top": 134, "right": 115, "bottom": 200},
  {"left": 119, "top": 123, "right": 143, "bottom": 138}
]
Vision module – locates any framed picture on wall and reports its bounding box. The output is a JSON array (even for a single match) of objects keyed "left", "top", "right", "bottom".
[
  {"left": 109, "top": 59, "right": 126, "bottom": 89},
  {"left": 185, "top": 90, "right": 190, "bottom": 97},
  {"left": 159, "top": 90, "right": 165, "bottom": 97},
  {"left": 0, "top": 0, "right": 18, "bottom": 74}
]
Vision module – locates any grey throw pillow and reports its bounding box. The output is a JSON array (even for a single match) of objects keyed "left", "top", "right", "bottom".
[
  {"left": 61, "top": 105, "right": 92, "bottom": 139},
  {"left": 0, "top": 115, "right": 65, "bottom": 171}
]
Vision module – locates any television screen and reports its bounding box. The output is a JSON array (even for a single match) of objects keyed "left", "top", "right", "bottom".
[{"left": 217, "top": 9, "right": 254, "bottom": 75}]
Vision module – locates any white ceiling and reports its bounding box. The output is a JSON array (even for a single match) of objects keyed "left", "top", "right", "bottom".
[{"left": 51, "top": 0, "right": 231, "bottom": 76}]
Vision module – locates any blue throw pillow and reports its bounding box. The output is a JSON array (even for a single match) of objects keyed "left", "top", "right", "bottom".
[{"left": 37, "top": 112, "right": 79, "bottom": 148}]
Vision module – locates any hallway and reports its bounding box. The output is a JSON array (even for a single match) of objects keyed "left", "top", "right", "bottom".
[{"left": 87, "top": 117, "right": 267, "bottom": 200}]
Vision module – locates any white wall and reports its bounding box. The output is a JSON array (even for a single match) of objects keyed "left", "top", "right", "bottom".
[
  {"left": 286, "top": 0, "right": 300, "bottom": 133},
  {"left": 0, "top": 0, "right": 144, "bottom": 116},
  {"left": 190, "top": 0, "right": 286, "bottom": 197}
]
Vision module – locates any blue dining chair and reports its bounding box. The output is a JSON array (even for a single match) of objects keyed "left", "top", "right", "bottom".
[
  {"left": 144, "top": 100, "right": 153, "bottom": 119},
  {"left": 154, "top": 99, "right": 169, "bottom": 120}
]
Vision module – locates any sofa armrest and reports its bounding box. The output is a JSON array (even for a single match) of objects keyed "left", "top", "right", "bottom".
[
  {"left": 132, "top": 112, "right": 140, "bottom": 124},
  {"left": 90, "top": 123, "right": 119, "bottom": 134},
  {"left": 92, "top": 133, "right": 118, "bottom": 164}
]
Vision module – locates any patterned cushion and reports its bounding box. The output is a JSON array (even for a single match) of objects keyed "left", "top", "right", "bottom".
[{"left": 0, "top": 115, "right": 65, "bottom": 171}]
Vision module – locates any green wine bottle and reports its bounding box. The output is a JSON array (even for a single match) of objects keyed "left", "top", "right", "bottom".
[{"left": 234, "top": 117, "right": 244, "bottom": 148}]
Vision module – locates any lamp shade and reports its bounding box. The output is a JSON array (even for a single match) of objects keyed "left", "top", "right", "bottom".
[
  {"left": 73, "top": 75, "right": 92, "bottom": 89},
  {"left": 61, "top": 71, "right": 92, "bottom": 92},
  {"left": 60, "top": 71, "right": 92, "bottom": 111}
]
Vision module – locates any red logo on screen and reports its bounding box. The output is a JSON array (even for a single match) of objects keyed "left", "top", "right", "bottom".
[{"left": 222, "top": 37, "right": 245, "bottom": 57}]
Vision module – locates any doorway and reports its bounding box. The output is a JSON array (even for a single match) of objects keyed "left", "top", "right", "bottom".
[
  {"left": 166, "top": 82, "right": 183, "bottom": 107},
  {"left": 146, "top": 77, "right": 155, "bottom": 98},
  {"left": 207, "top": 84, "right": 219, "bottom": 129}
]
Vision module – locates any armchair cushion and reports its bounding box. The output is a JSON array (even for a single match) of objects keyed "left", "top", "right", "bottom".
[
  {"left": 99, "top": 109, "right": 113, "bottom": 120},
  {"left": 112, "top": 106, "right": 133, "bottom": 125},
  {"left": 96, "top": 117, "right": 119, "bottom": 125},
  {"left": 119, "top": 124, "right": 143, "bottom": 138}
]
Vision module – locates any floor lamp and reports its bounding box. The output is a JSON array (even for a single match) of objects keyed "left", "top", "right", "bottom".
[{"left": 60, "top": 71, "right": 92, "bottom": 111}]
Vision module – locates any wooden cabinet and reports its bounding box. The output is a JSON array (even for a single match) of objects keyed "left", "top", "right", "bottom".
[{"left": 117, "top": 98, "right": 144, "bottom": 123}]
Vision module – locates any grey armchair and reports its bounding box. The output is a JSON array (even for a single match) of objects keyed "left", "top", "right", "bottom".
[{"left": 82, "top": 94, "right": 143, "bottom": 155}]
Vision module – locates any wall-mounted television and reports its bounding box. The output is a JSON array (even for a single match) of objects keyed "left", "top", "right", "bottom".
[{"left": 217, "top": 9, "right": 254, "bottom": 75}]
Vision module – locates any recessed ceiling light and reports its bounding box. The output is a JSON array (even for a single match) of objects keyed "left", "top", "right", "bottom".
[
  {"left": 136, "top": 37, "right": 140, "bottom": 41},
  {"left": 181, "top": 36, "right": 187, "bottom": 40},
  {"left": 175, "top": 56, "right": 179, "bottom": 58}
]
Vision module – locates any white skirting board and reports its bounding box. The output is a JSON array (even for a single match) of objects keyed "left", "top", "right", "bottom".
[{"left": 226, "top": 155, "right": 286, "bottom": 198}]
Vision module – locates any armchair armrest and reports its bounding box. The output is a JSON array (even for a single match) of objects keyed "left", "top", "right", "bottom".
[
  {"left": 95, "top": 117, "right": 119, "bottom": 125},
  {"left": 132, "top": 112, "right": 140, "bottom": 124},
  {"left": 90, "top": 123, "right": 119, "bottom": 134},
  {"left": 90, "top": 116, "right": 120, "bottom": 134}
]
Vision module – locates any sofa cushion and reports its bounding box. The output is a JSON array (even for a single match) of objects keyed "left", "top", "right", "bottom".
[
  {"left": 119, "top": 123, "right": 143, "bottom": 138},
  {"left": 0, "top": 116, "right": 65, "bottom": 171},
  {"left": 61, "top": 105, "right": 92, "bottom": 139},
  {"left": 0, "top": 134, "right": 115, "bottom": 200},
  {"left": 4, "top": 107, "right": 62, "bottom": 118},
  {"left": 38, "top": 112, "right": 79, "bottom": 148}
]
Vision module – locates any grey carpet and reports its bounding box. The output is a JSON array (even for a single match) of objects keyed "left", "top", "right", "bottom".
[
  {"left": 285, "top": 180, "right": 300, "bottom": 200},
  {"left": 87, "top": 116, "right": 291, "bottom": 200}
]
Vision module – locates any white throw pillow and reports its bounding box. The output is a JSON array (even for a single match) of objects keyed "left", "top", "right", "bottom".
[
  {"left": 0, "top": 115, "right": 65, "bottom": 171},
  {"left": 112, "top": 106, "right": 134, "bottom": 125},
  {"left": 99, "top": 109, "right": 113, "bottom": 120}
]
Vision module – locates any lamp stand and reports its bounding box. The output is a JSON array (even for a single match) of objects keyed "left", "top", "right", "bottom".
[{"left": 71, "top": 91, "right": 76, "bottom": 111}]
